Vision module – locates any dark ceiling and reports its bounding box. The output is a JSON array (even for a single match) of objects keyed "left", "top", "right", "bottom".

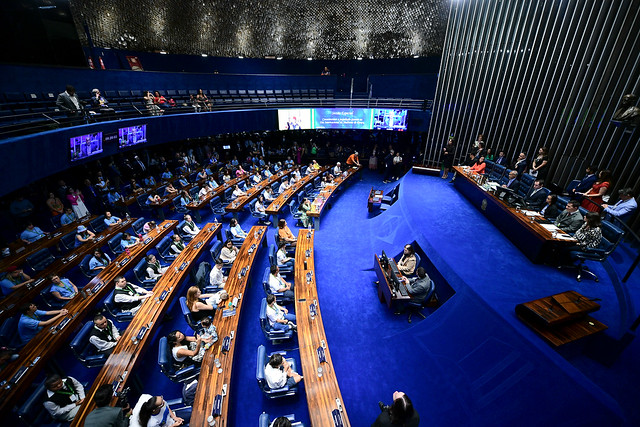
[{"left": 69, "top": 0, "right": 449, "bottom": 60}]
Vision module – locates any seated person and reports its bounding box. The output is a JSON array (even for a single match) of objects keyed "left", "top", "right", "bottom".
[
  {"left": 276, "top": 241, "right": 294, "bottom": 269},
  {"left": 229, "top": 218, "right": 247, "bottom": 239},
  {"left": 130, "top": 178, "right": 144, "bottom": 195},
  {"left": 333, "top": 162, "right": 342, "bottom": 175},
  {"left": 163, "top": 183, "right": 178, "bottom": 196},
  {"left": 292, "top": 168, "right": 301, "bottom": 181},
  {"left": 263, "top": 167, "right": 273, "bottom": 178},
  {"left": 539, "top": 194, "right": 560, "bottom": 219},
  {"left": 143, "top": 175, "right": 156, "bottom": 188},
  {"left": 176, "top": 175, "right": 189, "bottom": 188},
  {"left": 131, "top": 393, "right": 184, "bottom": 427},
  {"left": 18, "top": 303, "right": 68, "bottom": 343},
  {"left": 20, "top": 222, "right": 47, "bottom": 244},
  {"left": 146, "top": 192, "right": 161, "bottom": 205},
  {"left": 277, "top": 219, "right": 297, "bottom": 246},
  {"left": 524, "top": 179, "right": 547, "bottom": 210},
  {"left": 554, "top": 200, "right": 583, "bottom": 233},
  {"left": 278, "top": 179, "right": 290, "bottom": 194},
  {"left": 179, "top": 190, "right": 193, "bottom": 207},
  {"left": 251, "top": 173, "right": 262, "bottom": 185},
  {"left": 469, "top": 156, "right": 486, "bottom": 174},
  {"left": 89, "top": 88, "right": 114, "bottom": 114},
  {"left": 206, "top": 177, "right": 219, "bottom": 191},
  {"left": 197, "top": 169, "right": 208, "bottom": 181},
  {"left": 113, "top": 275, "right": 152, "bottom": 315},
  {"left": 145, "top": 254, "right": 168, "bottom": 281},
  {"left": 311, "top": 159, "right": 321, "bottom": 170},
  {"left": 0, "top": 266, "right": 33, "bottom": 296},
  {"left": 269, "top": 265, "right": 294, "bottom": 300},
  {"left": 374, "top": 391, "right": 419, "bottom": 427},
  {"left": 299, "top": 198, "right": 312, "bottom": 228},
  {"left": 264, "top": 350, "right": 302, "bottom": 391},
  {"left": 107, "top": 189, "right": 122, "bottom": 206},
  {"left": 559, "top": 212, "right": 603, "bottom": 264},
  {"left": 197, "top": 185, "right": 209, "bottom": 200},
  {"left": 232, "top": 184, "right": 246, "bottom": 199},
  {"left": 167, "top": 330, "right": 207, "bottom": 366},
  {"left": 85, "top": 383, "right": 132, "bottom": 426},
  {"left": 43, "top": 374, "right": 85, "bottom": 422},
  {"left": 502, "top": 170, "right": 520, "bottom": 192},
  {"left": 284, "top": 157, "right": 294, "bottom": 168},
  {"left": 220, "top": 239, "right": 239, "bottom": 263},
  {"left": 399, "top": 267, "right": 433, "bottom": 305},
  {"left": 120, "top": 232, "right": 140, "bottom": 251},
  {"left": 75, "top": 225, "right": 96, "bottom": 247},
  {"left": 602, "top": 187, "right": 637, "bottom": 220},
  {"left": 187, "top": 286, "right": 229, "bottom": 320},
  {"left": 209, "top": 258, "right": 227, "bottom": 289},
  {"left": 103, "top": 211, "right": 122, "bottom": 227},
  {"left": 182, "top": 214, "right": 200, "bottom": 237},
  {"left": 60, "top": 208, "right": 77, "bottom": 225},
  {"left": 170, "top": 234, "right": 185, "bottom": 255},
  {"left": 569, "top": 165, "right": 598, "bottom": 197},
  {"left": 397, "top": 244, "right": 417, "bottom": 276},
  {"left": 142, "top": 220, "right": 157, "bottom": 234},
  {"left": 236, "top": 165, "right": 247, "bottom": 177},
  {"left": 222, "top": 171, "right": 231, "bottom": 182},
  {"left": 161, "top": 168, "right": 173, "bottom": 181},
  {"left": 255, "top": 195, "right": 267, "bottom": 214},
  {"left": 263, "top": 187, "right": 275, "bottom": 201},
  {"left": 89, "top": 313, "right": 120, "bottom": 355},
  {"left": 49, "top": 274, "right": 78, "bottom": 302}
]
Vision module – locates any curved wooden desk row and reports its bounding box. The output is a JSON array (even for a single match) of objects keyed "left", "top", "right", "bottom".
[
  {"left": 0, "top": 215, "right": 98, "bottom": 272},
  {"left": 191, "top": 225, "right": 268, "bottom": 427},
  {"left": 294, "top": 229, "right": 350, "bottom": 426},
  {"left": 72, "top": 223, "right": 221, "bottom": 426},
  {"left": 224, "top": 169, "right": 293, "bottom": 217},
  {"left": 0, "top": 218, "right": 138, "bottom": 324},
  {"left": 308, "top": 165, "right": 362, "bottom": 230},
  {"left": 0, "top": 220, "right": 178, "bottom": 412},
  {"left": 453, "top": 166, "right": 576, "bottom": 263},
  {"left": 186, "top": 174, "right": 249, "bottom": 215},
  {"left": 265, "top": 166, "right": 330, "bottom": 227}
]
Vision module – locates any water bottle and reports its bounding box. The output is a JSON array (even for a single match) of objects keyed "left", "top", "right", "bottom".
[{"left": 125, "top": 212, "right": 130, "bottom": 220}]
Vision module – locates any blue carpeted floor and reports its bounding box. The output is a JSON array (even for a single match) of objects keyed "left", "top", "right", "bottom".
[{"left": 55, "top": 169, "right": 640, "bottom": 426}]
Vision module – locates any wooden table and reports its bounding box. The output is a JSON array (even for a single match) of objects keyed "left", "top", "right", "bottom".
[
  {"left": 0, "top": 215, "right": 98, "bottom": 272},
  {"left": 186, "top": 175, "right": 248, "bottom": 221},
  {"left": 307, "top": 166, "right": 361, "bottom": 230},
  {"left": 515, "top": 290, "right": 607, "bottom": 346},
  {"left": 0, "top": 218, "right": 137, "bottom": 324},
  {"left": 0, "top": 220, "right": 178, "bottom": 412},
  {"left": 374, "top": 254, "right": 411, "bottom": 309},
  {"left": 190, "top": 225, "right": 267, "bottom": 427},
  {"left": 294, "top": 229, "right": 350, "bottom": 426},
  {"left": 71, "top": 223, "right": 220, "bottom": 426},
  {"left": 368, "top": 188, "right": 384, "bottom": 212},
  {"left": 265, "top": 167, "right": 329, "bottom": 227},
  {"left": 224, "top": 170, "right": 292, "bottom": 220},
  {"left": 453, "top": 166, "right": 575, "bottom": 263}
]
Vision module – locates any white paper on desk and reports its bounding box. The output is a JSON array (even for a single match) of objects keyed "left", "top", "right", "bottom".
[
  {"left": 541, "top": 224, "right": 559, "bottom": 232},
  {"left": 521, "top": 210, "right": 539, "bottom": 216},
  {"left": 555, "top": 234, "right": 576, "bottom": 241}
]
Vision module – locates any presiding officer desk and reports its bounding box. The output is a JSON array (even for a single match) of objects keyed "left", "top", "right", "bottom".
[
  {"left": 72, "top": 223, "right": 221, "bottom": 426},
  {"left": 0, "top": 220, "right": 178, "bottom": 412},
  {"left": 0, "top": 218, "right": 136, "bottom": 324},
  {"left": 307, "top": 165, "right": 362, "bottom": 230},
  {"left": 295, "top": 229, "right": 350, "bottom": 426},
  {"left": 191, "top": 225, "right": 267, "bottom": 426},
  {"left": 374, "top": 252, "right": 411, "bottom": 309},
  {"left": 224, "top": 168, "right": 293, "bottom": 219},
  {"left": 452, "top": 166, "right": 576, "bottom": 263},
  {"left": 265, "top": 166, "right": 329, "bottom": 227},
  {"left": 186, "top": 174, "right": 249, "bottom": 221}
]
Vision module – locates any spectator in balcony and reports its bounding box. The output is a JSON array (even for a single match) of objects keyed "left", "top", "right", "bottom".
[
  {"left": 143, "top": 90, "right": 162, "bottom": 116},
  {"left": 321, "top": 66, "right": 331, "bottom": 76},
  {"left": 189, "top": 94, "right": 201, "bottom": 112},
  {"left": 67, "top": 188, "right": 89, "bottom": 219},
  {"left": 46, "top": 192, "right": 64, "bottom": 216},
  {"left": 56, "top": 85, "right": 84, "bottom": 120},
  {"left": 89, "top": 89, "right": 114, "bottom": 115},
  {"left": 196, "top": 89, "right": 212, "bottom": 111}
]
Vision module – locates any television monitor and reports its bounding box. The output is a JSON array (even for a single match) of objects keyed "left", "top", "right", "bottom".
[
  {"left": 70, "top": 132, "right": 103, "bottom": 162},
  {"left": 278, "top": 108, "right": 312, "bottom": 130},
  {"left": 372, "top": 109, "right": 408, "bottom": 131},
  {"left": 118, "top": 124, "right": 147, "bottom": 148},
  {"left": 278, "top": 108, "right": 408, "bottom": 131}
]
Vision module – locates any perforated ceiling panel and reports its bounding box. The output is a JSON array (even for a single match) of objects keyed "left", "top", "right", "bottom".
[{"left": 69, "top": 0, "right": 448, "bottom": 59}]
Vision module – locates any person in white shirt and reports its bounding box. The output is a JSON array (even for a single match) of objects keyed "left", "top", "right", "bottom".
[
  {"left": 269, "top": 265, "right": 294, "bottom": 300},
  {"left": 130, "top": 394, "right": 184, "bottom": 427},
  {"left": 197, "top": 186, "right": 209, "bottom": 200},
  {"left": 43, "top": 374, "right": 85, "bottom": 422},
  {"left": 255, "top": 195, "right": 267, "bottom": 214},
  {"left": 209, "top": 258, "right": 227, "bottom": 289},
  {"left": 229, "top": 218, "right": 247, "bottom": 239},
  {"left": 113, "top": 275, "right": 152, "bottom": 314},
  {"left": 182, "top": 214, "right": 200, "bottom": 237},
  {"left": 333, "top": 162, "right": 342, "bottom": 175},
  {"left": 220, "top": 240, "right": 239, "bottom": 263},
  {"left": 264, "top": 347, "right": 302, "bottom": 390},
  {"left": 89, "top": 314, "right": 120, "bottom": 355},
  {"left": 145, "top": 254, "right": 168, "bottom": 281},
  {"left": 263, "top": 187, "right": 275, "bottom": 201},
  {"left": 232, "top": 184, "right": 246, "bottom": 199},
  {"left": 278, "top": 179, "right": 290, "bottom": 194},
  {"left": 276, "top": 241, "right": 294, "bottom": 269}
]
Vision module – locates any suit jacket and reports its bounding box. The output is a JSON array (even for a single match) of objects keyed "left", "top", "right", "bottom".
[
  {"left": 540, "top": 203, "right": 559, "bottom": 219},
  {"left": 505, "top": 178, "right": 520, "bottom": 193},
  {"left": 574, "top": 174, "right": 597, "bottom": 194},
  {"left": 56, "top": 91, "right": 83, "bottom": 116},
  {"left": 84, "top": 406, "right": 129, "bottom": 427},
  {"left": 525, "top": 188, "right": 547, "bottom": 210},
  {"left": 514, "top": 159, "right": 527, "bottom": 178},
  {"left": 495, "top": 156, "right": 508, "bottom": 166},
  {"left": 554, "top": 210, "right": 583, "bottom": 233}
]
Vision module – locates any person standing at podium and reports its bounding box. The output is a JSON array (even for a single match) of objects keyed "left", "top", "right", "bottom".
[{"left": 397, "top": 244, "right": 417, "bottom": 276}]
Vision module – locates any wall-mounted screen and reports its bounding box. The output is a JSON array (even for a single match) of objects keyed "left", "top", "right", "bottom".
[
  {"left": 278, "top": 108, "right": 407, "bottom": 131},
  {"left": 70, "top": 132, "right": 103, "bottom": 162},
  {"left": 118, "top": 124, "right": 147, "bottom": 148}
]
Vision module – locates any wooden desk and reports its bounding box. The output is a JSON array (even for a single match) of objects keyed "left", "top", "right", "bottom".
[
  {"left": 0, "top": 215, "right": 97, "bottom": 272},
  {"left": 373, "top": 254, "right": 411, "bottom": 308},
  {"left": 0, "top": 220, "right": 178, "bottom": 412},
  {"left": 294, "top": 229, "right": 350, "bottom": 426},
  {"left": 265, "top": 167, "right": 329, "bottom": 227},
  {"left": 191, "top": 226, "right": 267, "bottom": 427},
  {"left": 516, "top": 290, "right": 608, "bottom": 346},
  {"left": 71, "top": 223, "right": 220, "bottom": 426},
  {"left": 453, "top": 166, "right": 575, "bottom": 263},
  {"left": 307, "top": 166, "right": 361, "bottom": 230},
  {"left": 0, "top": 218, "right": 137, "bottom": 324},
  {"left": 368, "top": 188, "right": 384, "bottom": 212},
  {"left": 186, "top": 175, "right": 248, "bottom": 221},
  {"left": 224, "top": 170, "right": 292, "bottom": 220}
]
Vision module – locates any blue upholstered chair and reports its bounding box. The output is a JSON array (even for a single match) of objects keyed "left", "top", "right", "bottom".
[
  {"left": 250, "top": 200, "right": 270, "bottom": 225},
  {"left": 26, "top": 248, "right": 56, "bottom": 273},
  {"left": 131, "top": 217, "right": 146, "bottom": 235},
  {"left": 79, "top": 254, "right": 97, "bottom": 278},
  {"left": 406, "top": 279, "right": 436, "bottom": 323},
  {"left": 70, "top": 320, "right": 109, "bottom": 368},
  {"left": 517, "top": 173, "right": 537, "bottom": 199},
  {"left": 568, "top": 220, "right": 625, "bottom": 282},
  {"left": 556, "top": 195, "right": 570, "bottom": 211},
  {"left": 209, "top": 196, "right": 227, "bottom": 219},
  {"left": 489, "top": 164, "right": 506, "bottom": 182},
  {"left": 104, "top": 290, "right": 134, "bottom": 323},
  {"left": 39, "top": 285, "right": 66, "bottom": 310},
  {"left": 179, "top": 296, "right": 200, "bottom": 331},
  {"left": 108, "top": 232, "right": 124, "bottom": 255},
  {"left": 89, "top": 215, "right": 107, "bottom": 233},
  {"left": 259, "top": 298, "right": 294, "bottom": 343},
  {"left": 256, "top": 345, "right": 299, "bottom": 399},
  {"left": 136, "top": 193, "right": 152, "bottom": 212},
  {"left": 59, "top": 232, "right": 77, "bottom": 251},
  {"left": 269, "top": 244, "right": 293, "bottom": 274},
  {"left": 177, "top": 220, "right": 195, "bottom": 242},
  {"left": 156, "top": 235, "right": 178, "bottom": 262},
  {"left": 0, "top": 316, "right": 24, "bottom": 349},
  {"left": 225, "top": 228, "right": 244, "bottom": 246},
  {"left": 484, "top": 160, "right": 495, "bottom": 176},
  {"left": 158, "top": 336, "right": 200, "bottom": 383},
  {"left": 17, "top": 379, "right": 71, "bottom": 427},
  {"left": 262, "top": 267, "right": 291, "bottom": 304},
  {"left": 259, "top": 413, "right": 305, "bottom": 427}
]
